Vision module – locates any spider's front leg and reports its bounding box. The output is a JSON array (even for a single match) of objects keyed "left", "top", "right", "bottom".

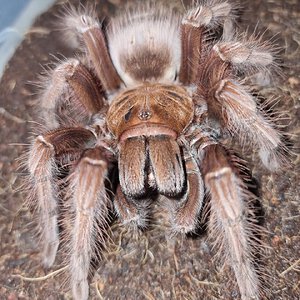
[
  {"left": 68, "top": 146, "right": 114, "bottom": 300},
  {"left": 199, "top": 143, "right": 261, "bottom": 300},
  {"left": 28, "top": 128, "right": 96, "bottom": 267}
]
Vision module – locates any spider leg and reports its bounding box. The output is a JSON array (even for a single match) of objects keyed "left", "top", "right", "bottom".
[
  {"left": 68, "top": 146, "right": 113, "bottom": 300},
  {"left": 214, "top": 33, "right": 279, "bottom": 86},
  {"left": 213, "top": 36, "right": 276, "bottom": 75},
  {"left": 65, "top": 9, "right": 122, "bottom": 91},
  {"left": 212, "top": 79, "right": 283, "bottom": 170},
  {"left": 168, "top": 156, "right": 204, "bottom": 234},
  {"left": 200, "top": 143, "right": 261, "bottom": 300},
  {"left": 28, "top": 127, "right": 96, "bottom": 267},
  {"left": 179, "top": 0, "right": 234, "bottom": 84},
  {"left": 40, "top": 58, "right": 105, "bottom": 129},
  {"left": 196, "top": 28, "right": 279, "bottom": 88},
  {"left": 195, "top": 41, "right": 284, "bottom": 170}
]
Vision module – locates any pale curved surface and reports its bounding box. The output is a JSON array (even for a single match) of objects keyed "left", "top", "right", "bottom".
[{"left": 0, "top": 0, "right": 55, "bottom": 79}]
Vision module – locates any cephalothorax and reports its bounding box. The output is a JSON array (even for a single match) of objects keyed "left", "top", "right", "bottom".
[
  {"left": 107, "top": 83, "right": 194, "bottom": 199},
  {"left": 27, "top": 1, "right": 285, "bottom": 299}
]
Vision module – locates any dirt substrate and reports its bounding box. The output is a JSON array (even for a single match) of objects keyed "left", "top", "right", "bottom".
[{"left": 0, "top": 0, "right": 299, "bottom": 299}]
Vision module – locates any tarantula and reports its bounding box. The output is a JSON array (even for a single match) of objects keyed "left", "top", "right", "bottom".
[{"left": 27, "top": 1, "right": 285, "bottom": 299}]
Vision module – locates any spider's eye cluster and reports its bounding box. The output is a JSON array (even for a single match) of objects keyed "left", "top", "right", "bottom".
[{"left": 106, "top": 83, "right": 194, "bottom": 140}]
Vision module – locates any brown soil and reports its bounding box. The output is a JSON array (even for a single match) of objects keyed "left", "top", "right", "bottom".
[{"left": 0, "top": 1, "right": 299, "bottom": 299}]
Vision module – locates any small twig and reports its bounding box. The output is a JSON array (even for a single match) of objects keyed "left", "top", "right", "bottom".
[
  {"left": 26, "top": 26, "right": 51, "bottom": 35},
  {"left": 142, "top": 291, "right": 156, "bottom": 300},
  {"left": 0, "top": 107, "right": 25, "bottom": 123},
  {"left": 0, "top": 203, "right": 13, "bottom": 213},
  {"left": 8, "top": 202, "right": 28, "bottom": 233},
  {"left": 189, "top": 272, "right": 219, "bottom": 287},
  {"left": 173, "top": 252, "right": 179, "bottom": 272},
  {"left": 141, "top": 236, "right": 150, "bottom": 264},
  {"left": 12, "top": 265, "right": 68, "bottom": 282},
  {"left": 280, "top": 259, "right": 300, "bottom": 277},
  {"left": 93, "top": 282, "right": 104, "bottom": 300},
  {"left": 283, "top": 214, "right": 300, "bottom": 220},
  {"left": 9, "top": 143, "right": 30, "bottom": 146}
]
